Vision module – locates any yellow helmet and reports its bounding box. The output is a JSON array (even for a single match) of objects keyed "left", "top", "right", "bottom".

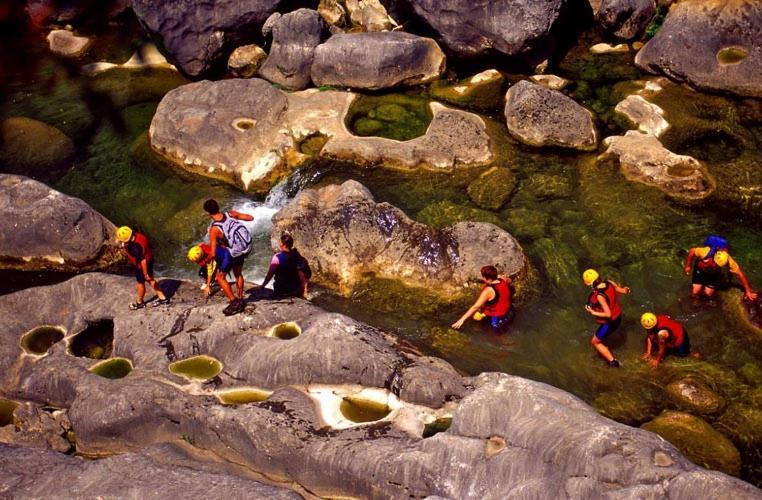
[
  {"left": 714, "top": 250, "right": 729, "bottom": 267},
  {"left": 641, "top": 312, "right": 657, "bottom": 330},
  {"left": 582, "top": 269, "right": 599, "bottom": 286},
  {"left": 187, "top": 245, "right": 204, "bottom": 262},
  {"left": 116, "top": 226, "right": 133, "bottom": 242}
]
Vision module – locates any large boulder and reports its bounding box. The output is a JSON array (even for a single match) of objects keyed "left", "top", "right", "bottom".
[
  {"left": 665, "top": 377, "right": 725, "bottom": 415},
  {"left": 402, "top": 0, "right": 577, "bottom": 63},
  {"left": 259, "top": 9, "right": 329, "bottom": 90},
  {"left": 271, "top": 180, "right": 528, "bottom": 296},
  {"left": 311, "top": 32, "right": 445, "bottom": 89},
  {"left": 0, "top": 117, "right": 75, "bottom": 182},
  {"left": 504, "top": 80, "right": 597, "bottom": 151},
  {"left": 0, "top": 274, "right": 758, "bottom": 498},
  {"left": 600, "top": 130, "right": 715, "bottom": 202},
  {"left": 0, "top": 175, "right": 121, "bottom": 271},
  {"left": 597, "top": 0, "right": 656, "bottom": 40},
  {"left": 634, "top": 0, "right": 762, "bottom": 97},
  {"left": 131, "top": 0, "right": 281, "bottom": 78},
  {"left": 150, "top": 79, "right": 492, "bottom": 191}
]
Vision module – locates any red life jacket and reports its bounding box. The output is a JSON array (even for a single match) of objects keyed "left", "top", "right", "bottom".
[
  {"left": 482, "top": 279, "right": 511, "bottom": 317},
  {"left": 587, "top": 281, "right": 621, "bottom": 324},
  {"left": 696, "top": 254, "right": 721, "bottom": 273},
  {"left": 125, "top": 232, "right": 153, "bottom": 267},
  {"left": 649, "top": 315, "right": 684, "bottom": 350}
]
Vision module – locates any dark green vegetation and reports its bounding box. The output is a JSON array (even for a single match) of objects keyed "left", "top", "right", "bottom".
[{"left": 347, "top": 93, "right": 432, "bottom": 141}]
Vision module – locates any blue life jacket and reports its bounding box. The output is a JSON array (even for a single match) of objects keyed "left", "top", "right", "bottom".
[{"left": 702, "top": 235, "right": 729, "bottom": 258}]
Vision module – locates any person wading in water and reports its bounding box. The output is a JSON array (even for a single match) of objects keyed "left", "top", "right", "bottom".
[
  {"left": 583, "top": 269, "right": 630, "bottom": 367},
  {"left": 452, "top": 265, "right": 514, "bottom": 332}
]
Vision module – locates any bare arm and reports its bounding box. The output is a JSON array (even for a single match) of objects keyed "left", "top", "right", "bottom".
[
  {"left": 209, "top": 226, "right": 222, "bottom": 256},
  {"left": 299, "top": 270, "right": 308, "bottom": 298},
  {"left": 261, "top": 263, "right": 277, "bottom": 288},
  {"left": 229, "top": 210, "right": 254, "bottom": 222},
  {"left": 642, "top": 337, "right": 653, "bottom": 360},
  {"left": 684, "top": 248, "right": 697, "bottom": 274},
  {"left": 608, "top": 280, "right": 630, "bottom": 294},
  {"left": 452, "top": 288, "right": 494, "bottom": 330},
  {"left": 729, "top": 261, "right": 756, "bottom": 300},
  {"left": 586, "top": 294, "right": 612, "bottom": 319},
  {"left": 651, "top": 331, "right": 669, "bottom": 367}
]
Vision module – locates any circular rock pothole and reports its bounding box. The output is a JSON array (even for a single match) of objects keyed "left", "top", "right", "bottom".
[
  {"left": 717, "top": 47, "right": 748, "bottom": 65},
  {"left": 232, "top": 118, "right": 256, "bottom": 131},
  {"left": 347, "top": 94, "right": 432, "bottom": 141},
  {"left": 69, "top": 319, "right": 114, "bottom": 359},
  {"left": 216, "top": 387, "right": 272, "bottom": 405},
  {"left": 89, "top": 357, "right": 133, "bottom": 379},
  {"left": 0, "top": 398, "right": 18, "bottom": 427},
  {"left": 169, "top": 355, "right": 223, "bottom": 381},
  {"left": 266, "top": 322, "right": 301, "bottom": 340},
  {"left": 422, "top": 416, "right": 453, "bottom": 438},
  {"left": 20, "top": 326, "right": 65, "bottom": 355},
  {"left": 339, "top": 395, "right": 391, "bottom": 423}
]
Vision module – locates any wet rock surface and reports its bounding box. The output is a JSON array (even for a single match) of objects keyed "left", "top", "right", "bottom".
[
  {"left": 666, "top": 377, "right": 726, "bottom": 415},
  {"left": 271, "top": 180, "right": 528, "bottom": 296},
  {"left": 150, "top": 79, "right": 492, "bottom": 191},
  {"left": 504, "top": 80, "right": 597, "bottom": 151},
  {"left": 0, "top": 175, "right": 121, "bottom": 271},
  {"left": 597, "top": 0, "right": 656, "bottom": 40},
  {"left": 227, "top": 44, "right": 267, "bottom": 78},
  {"left": 46, "top": 30, "right": 93, "bottom": 58},
  {"left": 429, "top": 69, "right": 505, "bottom": 110},
  {"left": 0, "top": 117, "right": 75, "bottom": 182},
  {"left": 259, "top": 9, "right": 328, "bottom": 90},
  {"left": 131, "top": 0, "right": 281, "bottom": 78},
  {"left": 635, "top": 0, "right": 762, "bottom": 97},
  {"left": 311, "top": 32, "right": 445, "bottom": 89},
  {"left": 0, "top": 274, "right": 758, "bottom": 497}
]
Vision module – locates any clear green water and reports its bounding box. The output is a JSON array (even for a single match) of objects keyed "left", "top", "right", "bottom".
[
  {"left": 20, "top": 326, "right": 66, "bottom": 355},
  {"left": 169, "top": 355, "right": 223, "bottom": 381},
  {"left": 89, "top": 358, "right": 133, "bottom": 379},
  {"left": 217, "top": 388, "right": 272, "bottom": 405},
  {"left": 339, "top": 396, "right": 391, "bottom": 423},
  {"left": 3, "top": 25, "right": 762, "bottom": 485}
]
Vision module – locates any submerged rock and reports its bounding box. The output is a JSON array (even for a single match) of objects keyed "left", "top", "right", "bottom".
[
  {"left": 597, "top": 0, "right": 656, "bottom": 40},
  {"left": 466, "top": 166, "right": 516, "bottom": 210},
  {"left": 259, "top": 9, "right": 328, "bottom": 90},
  {"left": 131, "top": 0, "right": 280, "bottom": 78},
  {"left": 0, "top": 274, "right": 758, "bottom": 498},
  {"left": 227, "top": 44, "right": 266, "bottom": 78},
  {"left": 311, "top": 32, "right": 445, "bottom": 89},
  {"left": 665, "top": 377, "right": 725, "bottom": 415},
  {"left": 642, "top": 411, "right": 742, "bottom": 477},
  {"left": 600, "top": 131, "right": 715, "bottom": 201},
  {"left": 0, "top": 175, "right": 121, "bottom": 271},
  {"left": 614, "top": 94, "right": 669, "bottom": 137},
  {"left": 417, "top": 200, "right": 502, "bottom": 229},
  {"left": 635, "top": 0, "right": 762, "bottom": 97},
  {"left": 504, "top": 81, "right": 597, "bottom": 151},
  {"left": 271, "top": 180, "right": 528, "bottom": 296},
  {"left": 46, "top": 29, "right": 92, "bottom": 58},
  {"left": 430, "top": 69, "right": 505, "bottom": 110},
  {"left": 150, "top": 79, "right": 492, "bottom": 191},
  {"left": 0, "top": 117, "right": 75, "bottom": 182}
]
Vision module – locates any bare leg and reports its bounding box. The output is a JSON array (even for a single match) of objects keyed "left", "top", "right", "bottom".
[
  {"left": 216, "top": 271, "right": 236, "bottom": 301},
  {"left": 136, "top": 282, "right": 146, "bottom": 304},
  {"left": 591, "top": 337, "right": 615, "bottom": 362},
  {"left": 703, "top": 287, "right": 716, "bottom": 298},
  {"left": 147, "top": 279, "right": 166, "bottom": 300},
  {"left": 233, "top": 265, "right": 244, "bottom": 299},
  {"left": 691, "top": 284, "right": 703, "bottom": 297}
]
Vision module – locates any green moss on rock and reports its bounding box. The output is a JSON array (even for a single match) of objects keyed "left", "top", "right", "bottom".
[
  {"left": 416, "top": 201, "right": 502, "bottom": 230},
  {"left": 347, "top": 93, "right": 432, "bottom": 141},
  {"left": 467, "top": 167, "right": 516, "bottom": 210},
  {"left": 429, "top": 69, "right": 504, "bottom": 110},
  {"left": 502, "top": 208, "right": 550, "bottom": 241},
  {"left": 0, "top": 117, "right": 75, "bottom": 182}
]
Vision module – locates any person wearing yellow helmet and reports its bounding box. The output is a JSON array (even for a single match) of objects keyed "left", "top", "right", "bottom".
[
  {"left": 583, "top": 268, "right": 630, "bottom": 367},
  {"left": 116, "top": 226, "right": 169, "bottom": 310},
  {"left": 187, "top": 243, "right": 221, "bottom": 295},
  {"left": 640, "top": 312, "right": 697, "bottom": 368},
  {"left": 684, "top": 236, "right": 757, "bottom": 301}
]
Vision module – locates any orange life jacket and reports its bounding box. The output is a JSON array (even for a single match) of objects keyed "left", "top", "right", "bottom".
[
  {"left": 125, "top": 232, "right": 153, "bottom": 267},
  {"left": 482, "top": 279, "right": 511, "bottom": 317},
  {"left": 587, "top": 281, "right": 621, "bottom": 324}
]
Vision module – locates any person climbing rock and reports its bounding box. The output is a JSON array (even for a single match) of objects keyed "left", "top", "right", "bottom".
[
  {"left": 452, "top": 265, "right": 514, "bottom": 332},
  {"left": 187, "top": 244, "right": 222, "bottom": 296},
  {"left": 116, "top": 226, "right": 169, "bottom": 310},
  {"left": 640, "top": 312, "right": 698, "bottom": 368},
  {"left": 259, "top": 233, "right": 310, "bottom": 299},
  {"left": 684, "top": 235, "right": 757, "bottom": 301},
  {"left": 204, "top": 199, "right": 253, "bottom": 314},
  {"left": 583, "top": 269, "right": 630, "bottom": 367}
]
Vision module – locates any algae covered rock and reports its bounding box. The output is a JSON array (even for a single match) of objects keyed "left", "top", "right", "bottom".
[
  {"left": 417, "top": 200, "right": 502, "bottom": 229},
  {"left": 665, "top": 377, "right": 725, "bottom": 415},
  {"left": 718, "top": 404, "right": 762, "bottom": 452},
  {"left": 525, "top": 173, "right": 573, "bottom": 200},
  {"left": 642, "top": 411, "right": 741, "bottom": 477},
  {"left": 502, "top": 208, "right": 550, "bottom": 241},
  {"left": 0, "top": 117, "right": 75, "bottom": 182},
  {"left": 348, "top": 94, "right": 432, "bottom": 141},
  {"left": 504, "top": 81, "right": 597, "bottom": 151},
  {"left": 430, "top": 69, "right": 504, "bottom": 110},
  {"left": 530, "top": 237, "right": 579, "bottom": 287},
  {"left": 466, "top": 167, "right": 516, "bottom": 210},
  {"left": 635, "top": 0, "right": 762, "bottom": 97},
  {"left": 593, "top": 390, "right": 659, "bottom": 426}
]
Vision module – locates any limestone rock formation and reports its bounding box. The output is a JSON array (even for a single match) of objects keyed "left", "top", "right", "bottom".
[
  {"left": 0, "top": 175, "right": 121, "bottom": 271},
  {"left": 46, "top": 30, "right": 92, "bottom": 58},
  {"left": 227, "top": 44, "right": 267, "bottom": 78},
  {"left": 600, "top": 130, "right": 715, "bottom": 201},
  {"left": 504, "top": 80, "right": 597, "bottom": 151},
  {"left": 402, "top": 0, "right": 576, "bottom": 63},
  {"left": 311, "top": 32, "right": 445, "bottom": 89},
  {"left": 0, "top": 117, "right": 75, "bottom": 182},
  {"left": 0, "top": 273, "right": 759, "bottom": 498},
  {"left": 615, "top": 94, "right": 669, "bottom": 137},
  {"left": 597, "top": 0, "right": 656, "bottom": 40},
  {"left": 150, "top": 79, "right": 492, "bottom": 191},
  {"left": 259, "top": 9, "right": 328, "bottom": 90},
  {"left": 271, "top": 180, "right": 528, "bottom": 295},
  {"left": 635, "top": 0, "right": 762, "bottom": 97},
  {"left": 529, "top": 73, "right": 569, "bottom": 90},
  {"left": 131, "top": 0, "right": 281, "bottom": 78}
]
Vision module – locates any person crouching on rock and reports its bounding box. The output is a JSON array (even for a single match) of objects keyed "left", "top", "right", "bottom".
[
  {"left": 259, "top": 233, "right": 310, "bottom": 299},
  {"left": 204, "top": 199, "right": 254, "bottom": 311},
  {"left": 187, "top": 244, "right": 222, "bottom": 296},
  {"left": 583, "top": 269, "right": 629, "bottom": 368},
  {"left": 452, "top": 265, "right": 514, "bottom": 331},
  {"left": 684, "top": 235, "right": 757, "bottom": 302},
  {"left": 116, "top": 226, "right": 169, "bottom": 310},
  {"left": 640, "top": 312, "right": 698, "bottom": 369}
]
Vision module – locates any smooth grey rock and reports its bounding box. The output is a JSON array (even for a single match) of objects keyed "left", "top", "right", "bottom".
[
  {"left": 635, "top": 0, "right": 762, "bottom": 97},
  {"left": 597, "top": 0, "right": 656, "bottom": 40},
  {"left": 403, "top": 0, "right": 575, "bottom": 61},
  {"left": 270, "top": 180, "right": 529, "bottom": 295},
  {"left": 504, "top": 80, "right": 597, "bottom": 151},
  {"left": 227, "top": 44, "right": 267, "bottom": 78},
  {"left": 0, "top": 175, "right": 121, "bottom": 271},
  {"left": 150, "top": 79, "right": 492, "bottom": 191},
  {"left": 131, "top": 0, "right": 281, "bottom": 78},
  {"left": 259, "top": 9, "right": 328, "bottom": 90},
  {"left": 311, "top": 31, "right": 445, "bottom": 89},
  {"left": 46, "top": 29, "right": 92, "bottom": 58}
]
